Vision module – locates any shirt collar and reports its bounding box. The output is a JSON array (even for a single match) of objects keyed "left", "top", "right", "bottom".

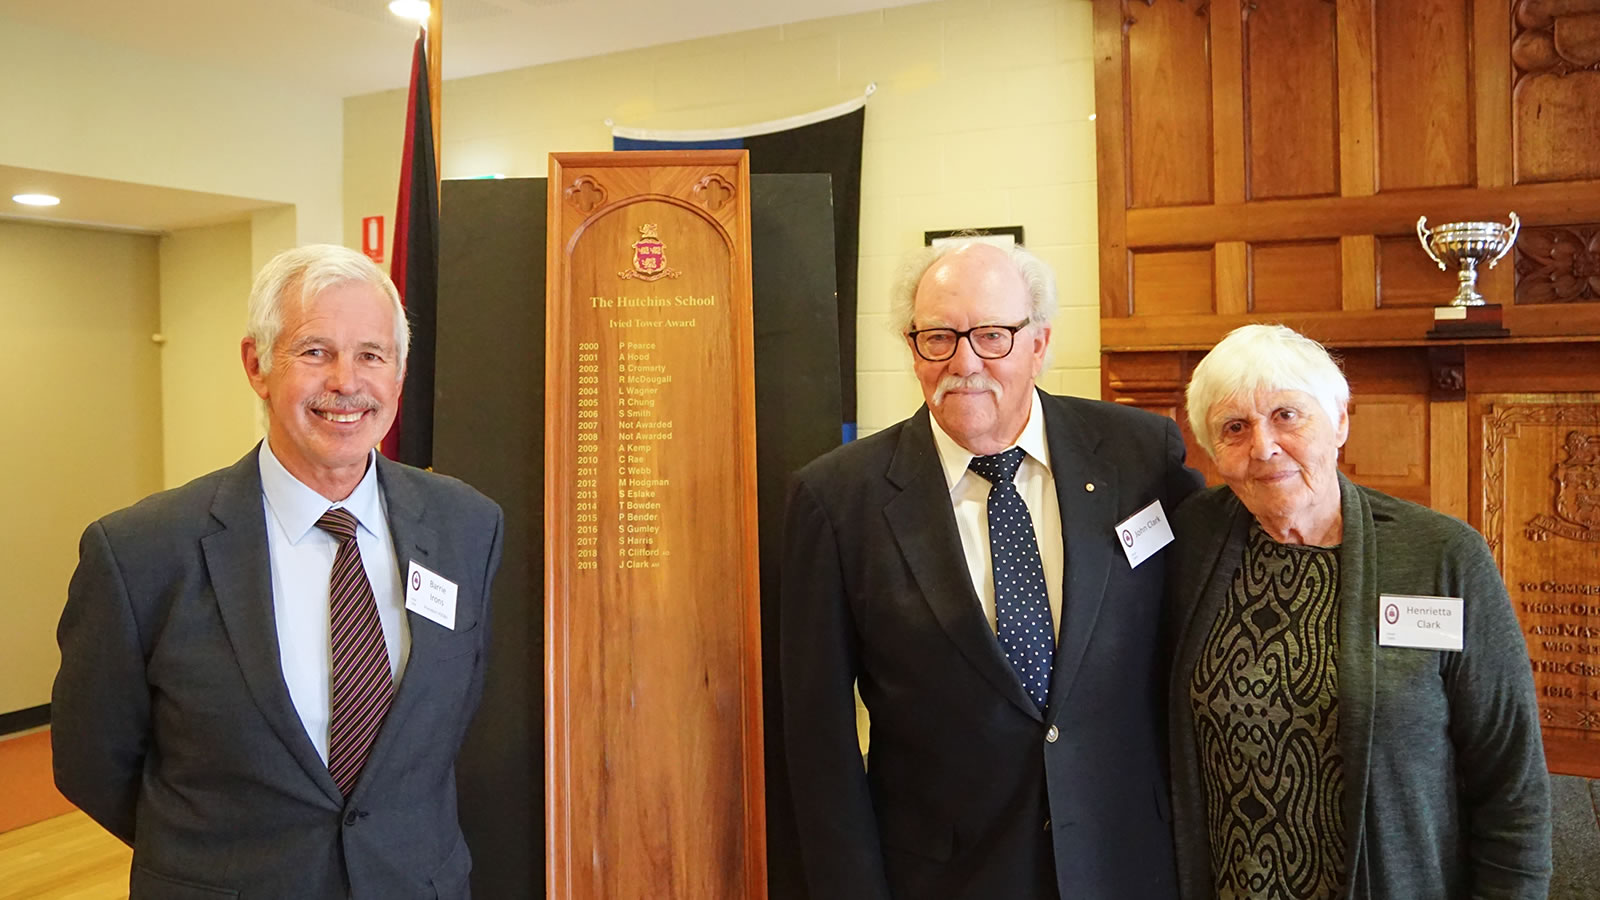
[
  {"left": 258, "top": 440, "right": 384, "bottom": 544},
  {"left": 928, "top": 388, "right": 1051, "bottom": 492}
]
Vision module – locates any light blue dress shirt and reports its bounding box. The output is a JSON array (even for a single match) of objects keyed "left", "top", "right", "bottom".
[{"left": 258, "top": 442, "right": 409, "bottom": 764}]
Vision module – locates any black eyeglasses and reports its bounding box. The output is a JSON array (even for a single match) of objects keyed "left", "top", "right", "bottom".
[{"left": 906, "top": 321, "right": 1031, "bottom": 362}]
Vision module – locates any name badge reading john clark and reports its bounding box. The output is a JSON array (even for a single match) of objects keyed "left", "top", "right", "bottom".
[
  {"left": 406, "top": 560, "right": 459, "bottom": 630},
  {"left": 1378, "top": 594, "right": 1464, "bottom": 651},
  {"left": 1113, "top": 499, "right": 1174, "bottom": 568}
]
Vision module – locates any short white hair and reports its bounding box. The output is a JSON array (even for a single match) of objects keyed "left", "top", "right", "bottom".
[
  {"left": 888, "top": 239, "right": 1059, "bottom": 334},
  {"left": 1185, "top": 324, "right": 1349, "bottom": 457},
  {"left": 246, "top": 244, "right": 409, "bottom": 378}
]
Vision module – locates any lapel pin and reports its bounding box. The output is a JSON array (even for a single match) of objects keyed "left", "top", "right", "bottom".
[{"left": 1085, "top": 482, "right": 1095, "bottom": 492}]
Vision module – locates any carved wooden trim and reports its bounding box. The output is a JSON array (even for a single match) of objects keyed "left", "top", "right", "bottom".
[
  {"left": 1481, "top": 397, "right": 1600, "bottom": 568},
  {"left": 1511, "top": 1, "right": 1600, "bottom": 87},
  {"left": 1515, "top": 225, "right": 1600, "bottom": 304},
  {"left": 1428, "top": 345, "right": 1465, "bottom": 401},
  {"left": 692, "top": 174, "right": 735, "bottom": 212},
  {"left": 564, "top": 176, "right": 606, "bottom": 214}
]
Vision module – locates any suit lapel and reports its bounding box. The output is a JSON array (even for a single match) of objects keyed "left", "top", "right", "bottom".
[
  {"left": 202, "top": 446, "right": 344, "bottom": 804},
  {"left": 1041, "top": 394, "right": 1118, "bottom": 715},
  {"left": 353, "top": 456, "right": 441, "bottom": 794},
  {"left": 884, "top": 409, "right": 1040, "bottom": 720}
]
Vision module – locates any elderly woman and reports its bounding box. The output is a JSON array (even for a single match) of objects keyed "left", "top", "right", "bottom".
[{"left": 1168, "top": 324, "right": 1550, "bottom": 900}]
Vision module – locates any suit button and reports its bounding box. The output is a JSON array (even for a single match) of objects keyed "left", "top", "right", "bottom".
[
  {"left": 1045, "top": 725, "right": 1059, "bottom": 743},
  {"left": 344, "top": 809, "right": 360, "bottom": 826}
]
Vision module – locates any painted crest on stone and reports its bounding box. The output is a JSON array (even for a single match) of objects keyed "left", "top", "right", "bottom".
[
  {"left": 1525, "top": 430, "right": 1600, "bottom": 542},
  {"left": 619, "top": 223, "right": 681, "bottom": 281}
]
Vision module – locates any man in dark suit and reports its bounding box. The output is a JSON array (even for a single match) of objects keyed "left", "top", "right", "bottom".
[
  {"left": 781, "top": 240, "right": 1201, "bottom": 899},
  {"left": 53, "top": 244, "right": 503, "bottom": 899}
]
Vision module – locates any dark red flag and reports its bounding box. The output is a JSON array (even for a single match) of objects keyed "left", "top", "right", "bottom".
[{"left": 381, "top": 28, "right": 439, "bottom": 467}]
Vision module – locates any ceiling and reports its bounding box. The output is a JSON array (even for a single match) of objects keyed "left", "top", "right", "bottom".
[
  {"left": 0, "top": 165, "right": 286, "bottom": 233},
  {"left": 0, "top": 0, "right": 925, "bottom": 99}
]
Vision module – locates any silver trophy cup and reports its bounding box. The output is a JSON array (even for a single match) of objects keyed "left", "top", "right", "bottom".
[{"left": 1416, "top": 212, "right": 1521, "bottom": 307}]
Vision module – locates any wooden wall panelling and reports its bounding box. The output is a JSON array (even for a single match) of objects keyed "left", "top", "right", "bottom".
[
  {"left": 1210, "top": 0, "right": 1247, "bottom": 205},
  {"left": 1215, "top": 241, "right": 1249, "bottom": 316},
  {"left": 1512, "top": 0, "right": 1600, "bottom": 184},
  {"left": 1094, "top": 0, "right": 1132, "bottom": 319},
  {"left": 1131, "top": 247, "right": 1215, "bottom": 317},
  {"left": 1515, "top": 224, "right": 1600, "bottom": 305},
  {"left": 1374, "top": 0, "right": 1474, "bottom": 191},
  {"left": 1473, "top": 0, "right": 1513, "bottom": 187},
  {"left": 1102, "top": 350, "right": 1217, "bottom": 483},
  {"left": 1251, "top": 240, "right": 1343, "bottom": 313},
  {"left": 1340, "top": 234, "right": 1378, "bottom": 311},
  {"left": 1378, "top": 232, "right": 1456, "bottom": 308},
  {"left": 1336, "top": 0, "right": 1377, "bottom": 197},
  {"left": 1338, "top": 348, "right": 1434, "bottom": 507},
  {"left": 1125, "top": 178, "right": 1600, "bottom": 248},
  {"left": 1243, "top": 0, "right": 1340, "bottom": 200},
  {"left": 1124, "top": 0, "right": 1215, "bottom": 208},
  {"left": 1429, "top": 345, "right": 1469, "bottom": 520}
]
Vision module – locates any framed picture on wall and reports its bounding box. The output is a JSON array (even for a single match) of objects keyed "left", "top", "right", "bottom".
[{"left": 924, "top": 226, "right": 1025, "bottom": 248}]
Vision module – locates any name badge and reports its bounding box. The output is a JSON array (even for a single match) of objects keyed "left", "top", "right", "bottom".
[
  {"left": 1113, "top": 499, "right": 1174, "bottom": 568},
  {"left": 405, "top": 560, "right": 459, "bottom": 630},
  {"left": 1378, "top": 593, "right": 1464, "bottom": 651}
]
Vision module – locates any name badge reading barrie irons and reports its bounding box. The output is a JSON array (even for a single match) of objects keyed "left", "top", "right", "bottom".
[
  {"left": 1378, "top": 593, "right": 1464, "bottom": 651},
  {"left": 405, "top": 560, "right": 459, "bottom": 630}
]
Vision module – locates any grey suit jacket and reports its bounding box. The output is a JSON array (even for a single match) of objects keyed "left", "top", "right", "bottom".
[
  {"left": 782, "top": 391, "right": 1202, "bottom": 899},
  {"left": 1168, "top": 476, "right": 1551, "bottom": 900},
  {"left": 53, "top": 446, "right": 504, "bottom": 900}
]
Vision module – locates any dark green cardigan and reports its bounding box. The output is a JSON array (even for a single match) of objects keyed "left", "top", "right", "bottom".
[{"left": 1167, "top": 475, "right": 1551, "bottom": 900}]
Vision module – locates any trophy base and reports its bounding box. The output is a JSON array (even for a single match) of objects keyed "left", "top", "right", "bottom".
[{"left": 1427, "top": 303, "right": 1509, "bottom": 339}]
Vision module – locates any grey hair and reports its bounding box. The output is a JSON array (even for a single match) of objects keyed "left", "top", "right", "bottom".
[
  {"left": 246, "top": 243, "right": 410, "bottom": 379},
  {"left": 888, "top": 238, "right": 1059, "bottom": 334},
  {"left": 1185, "top": 324, "right": 1349, "bottom": 458}
]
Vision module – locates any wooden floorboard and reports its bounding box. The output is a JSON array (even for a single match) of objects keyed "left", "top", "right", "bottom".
[{"left": 0, "top": 811, "right": 130, "bottom": 900}]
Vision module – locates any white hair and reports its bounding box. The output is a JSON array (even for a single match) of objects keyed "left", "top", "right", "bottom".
[
  {"left": 246, "top": 244, "right": 410, "bottom": 379},
  {"left": 888, "top": 238, "right": 1059, "bottom": 334},
  {"left": 1185, "top": 324, "right": 1349, "bottom": 458}
]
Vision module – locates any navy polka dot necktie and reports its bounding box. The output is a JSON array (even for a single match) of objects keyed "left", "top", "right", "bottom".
[{"left": 969, "top": 447, "right": 1054, "bottom": 709}]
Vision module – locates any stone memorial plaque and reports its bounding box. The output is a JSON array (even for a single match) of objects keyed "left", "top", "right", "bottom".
[
  {"left": 1482, "top": 394, "right": 1600, "bottom": 777},
  {"left": 544, "top": 151, "right": 765, "bottom": 897}
]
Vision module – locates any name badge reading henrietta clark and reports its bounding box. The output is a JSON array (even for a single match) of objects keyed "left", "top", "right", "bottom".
[{"left": 1378, "top": 594, "right": 1464, "bottom": 651}]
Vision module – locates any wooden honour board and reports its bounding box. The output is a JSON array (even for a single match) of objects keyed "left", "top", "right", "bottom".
[
  {"left": 1480, "top": 392, "right": 1600, "bottom": 777},
  {"left": 544, "top": 151, "right": 766, "bottom": 898}
]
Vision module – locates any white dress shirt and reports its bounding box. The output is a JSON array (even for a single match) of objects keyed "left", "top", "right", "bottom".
[
  {"left": 928, "top": 390, "right": 1064, "bottom": 640},
  {"left": 258, "top": 441, "right": 409, "bottom": 764}
]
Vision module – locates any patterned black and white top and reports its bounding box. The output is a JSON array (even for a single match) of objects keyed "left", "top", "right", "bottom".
[{"left": 1189, "top": 521, "right": 1346, "bottom": 900}]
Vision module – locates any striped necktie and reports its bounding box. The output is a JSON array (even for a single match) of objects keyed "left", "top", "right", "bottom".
[
  {"left": 968, "top": 447, "right": 1054, "bottom": 709},
  {"left": 315, "top": 507, "right": 394, "bottom": 796}
]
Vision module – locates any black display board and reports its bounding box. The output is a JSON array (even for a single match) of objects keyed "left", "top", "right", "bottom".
[{"left": 437, "top": 174, "right": 841, "bottom": 899}]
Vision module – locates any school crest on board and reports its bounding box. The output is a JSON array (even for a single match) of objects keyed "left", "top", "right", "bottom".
[
  {"left": 619, "top": 223, "right": 681, "bottom": 281},
  {"left": 1526, "top": 430, "right": 1600, "bottom": 542}
]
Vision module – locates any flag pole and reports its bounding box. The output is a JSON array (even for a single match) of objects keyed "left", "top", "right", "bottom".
[{"left": 427, "top": 0, "right": 443, "bottom": 184}]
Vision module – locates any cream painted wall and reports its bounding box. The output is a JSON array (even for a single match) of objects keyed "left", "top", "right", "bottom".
[
  {"left": 0, "top": 222, "right": 163, "bottom": 714},
  {"left": 0, "top": 19, "right": 343, "bottom": 247},
  {"left": 343, "top": 0, "right": 1100, "bottom": 435},
  {"left": 159, "top": 221, "right": 260, "bottom": 489}
]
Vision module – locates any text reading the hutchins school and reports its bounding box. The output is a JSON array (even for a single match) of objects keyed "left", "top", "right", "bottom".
[{"left": 573, "top": 339, "right": 674, "bottom": 573}]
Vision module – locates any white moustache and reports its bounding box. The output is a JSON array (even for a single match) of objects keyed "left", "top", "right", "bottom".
[
  {"left": 932, "top": 373, "right": 1003, "bottom": 406},
  {"left": 308, "top": 394, "right": 379, "bottom": 413}
]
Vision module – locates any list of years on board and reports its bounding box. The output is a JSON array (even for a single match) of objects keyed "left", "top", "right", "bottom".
[{"left": 574, "top": 340, "right": 674, "bottom": 571}]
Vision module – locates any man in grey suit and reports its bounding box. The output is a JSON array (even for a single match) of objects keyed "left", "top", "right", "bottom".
[
  {"left": 782, "top": 240, "right": 1201, "bottom": 898},
  {"left": 53, "top": 244, "right": 503, "bottom": 899}
]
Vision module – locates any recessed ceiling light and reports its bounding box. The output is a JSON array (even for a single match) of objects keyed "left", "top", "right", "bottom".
[
  {"left": 13, "top": 193, "right": 60, "bottom": 207},
  {"left": 389, "top": 0, "right": 430, "bottom": 22}
]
